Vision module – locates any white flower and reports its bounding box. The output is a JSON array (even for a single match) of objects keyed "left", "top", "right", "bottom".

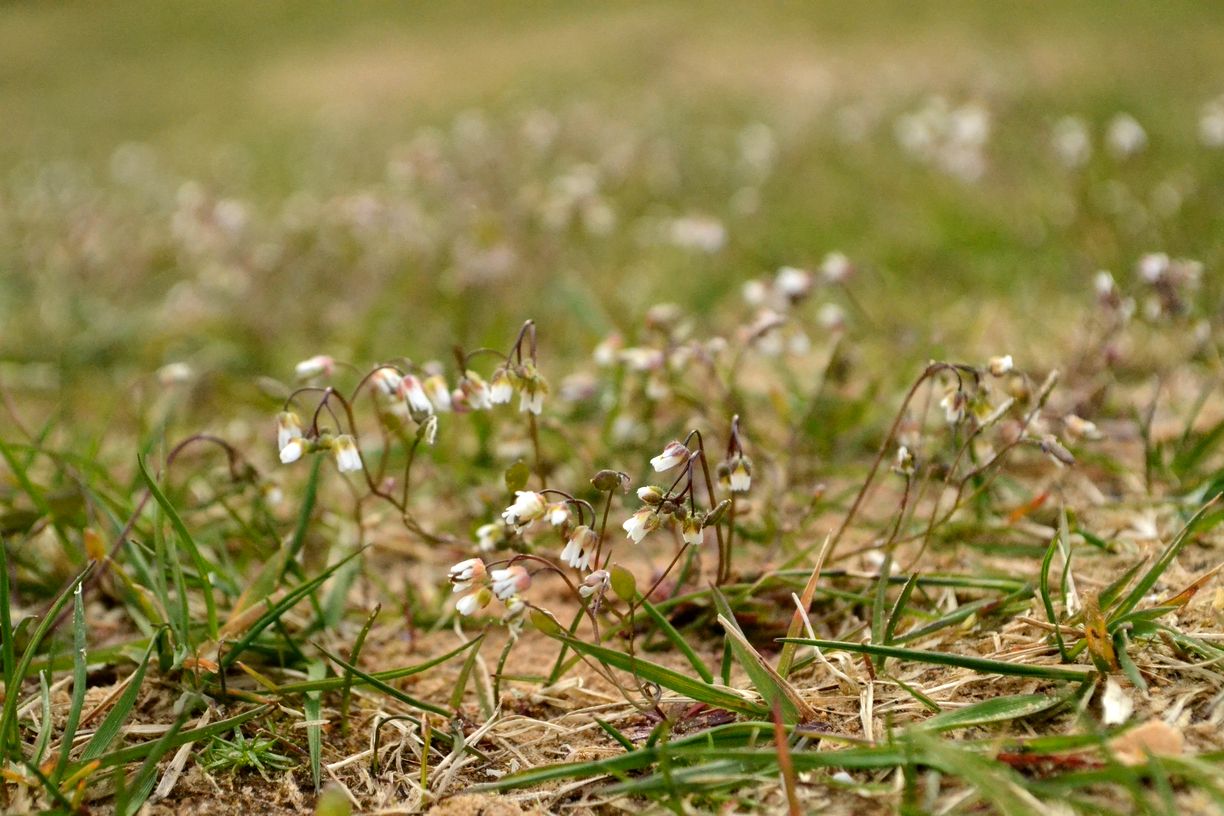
[
  {"left": 650, "top": 441, "right": 690, "bottom": 472},
  {"left": 156, "top": 362, "right": 193, "bottom": 386},
  {"left": 370, "top": 367, "right": 403, "bottom": 397},
  {"left": 1101, "top": 678, "right": 1134, "bottom": 726},
  {"left": 820, "top": 251, "right": 853, "bottom": 284},
  {"left": 1137, "top": 252, "right": 1169, "bottom": 283},
  {"left": 622, "top": 508, "right": 659, "bottom": 543},
  {"left": 895, "top": 445, "right": 915, "bottom": 474},
  {"left": 423, "top": 375, "right": 452, "bottom": 412},
  {"left": 593, "top": 334, "right": 623, "bottom": 367},
  {"left": 279, "top": 437, "right": 306, "bottom": 465},
  {"left": 775, "top": 266, "right": 813, "bottom": 300},
  {"left": 561, "top": 526, "right": 597, "bottom": 571},
  {"left": 1094, "top": 270, "right": 1117, "bottom": 298},
  {"left": 637, "top": 485, "right": 664, "bottom": 505},
  {"left": 501, "top": 491, "right": 547, "bottom": 527},
  {"left": 545, "top": 502, "right": 570, "bottom": 527},
  {"left": 456, "top": 588, "right": 492, "bottom": 616},
  {"left": 987, "top": 355, "right": 1014, "bottom": 376},
  {"left": 519, "top": 387, "right": 545, "bottom": 415},
  {"left": 817, "top": 302, "right": 846, "bottom": 332},
  {"left": 276, "top": 411, "right": 303, "bottom": 452},
  {"left": 421, "top": 415, "right": 438, "bottom": 446},
  {"left": 461, "top": 370, "right": 493, "bottom": 410},
  {"left": 476, "top": 522, "right": 502, "bottom": 552},
  {"left": 331, "top": 435, "right": 362, "bottom": 473},
  {"left": 1051, "top": 116, "right": 1091, "bottom": 168},
  {"left": 294, "top": 355, "right": 334, "bottom": 380},
  {"left": 1064, "top": 414, "right": 1102, "bottom": 441},
  {"left": 681, "top": 514, "right": 703, "bottom": 546},
  {"left": 1106, "top": 113, "right": 1147, "bottom": 158},
  {"left": 490, "top": 566, "right": 530, "bottom": 600},
  {"left": 667, "top": 214, "right": 726, "bottom": 253},
  {"left": 490, "top": 368, "right": 515, "bottom": 405},
  {"left": 939, "top": 389, "right": 966, "bottom": 425},
  {"left": 579, "top": 570, "right": 610, "bottom": 599},
  {"left": 619, "top": 347, "right": 664, "bottom": 372},
  {"left": 399, "top": 375, "right": 433, "bottom": 416},
  {"left": 502, "top": 596, "right": 527, "bottom": 619},
  {"left": 741, "top": 279, "right": 770, "bottom": 306},
  {"left": 448, "top": 558, "right": 486, "bottom": 593},
  {"left": 728, "top": 455, "right": 752, "bottom": 492}
]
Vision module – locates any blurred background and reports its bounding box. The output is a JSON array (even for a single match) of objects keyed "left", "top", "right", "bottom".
[{"left": 2, "top": 1, "right": 1223, "bottom": 431}]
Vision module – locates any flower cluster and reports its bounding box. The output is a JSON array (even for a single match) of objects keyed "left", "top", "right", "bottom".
[{"left": 448, "top": 558, "right": 530, "bottom": 620}]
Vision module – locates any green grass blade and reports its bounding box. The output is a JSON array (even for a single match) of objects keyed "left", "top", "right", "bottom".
[
  {"left": 545, "top": 631, "right": 766, "bottom": 717},
  {"left": 137, "top": 454, "right": 219, "bottom": 638},
  {"left": 0, "top": 563, "right": 93, "bottom": 753},
  {"left": 1040, "top": 535, "right": 1069, "bottom": 660},
  {"left": 314, "top": 644, "right": 452, "bottom": 717},
  {"left": 1111, "top": 497, "right": 1221, "bottom": 621},
  {"left": 81, "top": 637, "right": 159, "bottom": 761},
  {"left": 219, "top": 547, "right": 364, "bottom": 669},
  {"left": 919, "top": 689, "right": 1075, "bottom": 732},
  {"left": 52, "top": 581, "right": 89, "bottom": 783},
  {"left": 778, "top": 638, "right": 1094, "bottom": 680},
  {"left": 0, "top": 551, "right": 14, "bottom": 695},
  {"left": 640, "top": 597, "right": 713, "bottom": 684},
  {"left": 269, "top": 634, "right": 481, "bottom": 696},
  {"left": 305, "top": 659, "right": 324, "bottom": 792}
]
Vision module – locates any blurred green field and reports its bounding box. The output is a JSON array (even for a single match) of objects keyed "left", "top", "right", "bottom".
[{"left": 3, "top": 1, "right": 1224, "bottom": 398}]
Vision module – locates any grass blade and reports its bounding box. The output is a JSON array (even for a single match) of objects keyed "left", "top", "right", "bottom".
[
  {"left": 52, "top": 582, "right": 89, "bottom": 783},
  {"left": 81, "top": 637, "right": 159, "bottom": 761},
  {"left": 137, "top": 454, "right": 219, "bottom": 639},
  {"left": 778, "top": 638, "right": 1094, "bottom": 680}
]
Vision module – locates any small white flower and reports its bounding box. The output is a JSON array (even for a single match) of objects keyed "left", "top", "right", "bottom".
[
  {"left": 490, "top": 368, "right": 515, "bottom": 405},
  {"left": 622, "top": 508, "right": 659, "bottom": 543},
  {"left": 619, "top": 347, "right": 665, "bottom": 372},
  {"left": 502, "top": 491, "right": 547, "bottom": 527},
  {"left": 1106, "top": 113, "right": 1147, "bottom": 158},
  {"left": 1064, "top": 414, "right": 1102, "bottom": 441},
  {"left": 820, "top": 251, "right": 853, "bottom": 284},
  {"left": 279, "top": 437, "right": 306, "bottom": 465},
  {"left": 519, "top": 387, "right": 545, "bottom": 415},
  {"left": 650, "top": 441, "right": 690, "bottom": 472},
  {"left": 742, "top": 279, "right": 770, "bottom": 306},
  {"left": 502, "top": 596, "right": 527, "bottom": 619},
  {"left": 775, "top": 266, "right": 813, "bottom": 300},
  {"left": 1094, "top": 270, "right": 1117, "bottom": 298},
  {"left": 156, "top": 362, "right": 193, "bottom": 386},
  {"left": 1051, "top": 116, "right": 1091, "bottom": 168},
  {"left": 423, "top": 375, "right": 452, "bottom": 412},
  {"left": 560, "top": 525, "right": 598, "bottom": 571},
  {"left": 332, "top": 435, "right": 362, "bottom": 473},
  {"left": 461, "top": 370, "right": 493, "bottom": 410},
  {"left": 939, "top": 389, "right": 966, "bottom": 425},
  {"left": 1101, "top": 678, "right": 1134, "bottom": 726},
  {"left": 370, "top": 367, "right": 403, "bottom": 397},
  {"left": 276, "top": 411, "right": 303, "bottom": 452},
  {"left": 817, "top": 302, "right": 846, "bottom": 331},
  {"left": 1137, "top": 252, "right": 1170, "bottom": 283},
  {"left": 987, "top": 355, "right": 1014, "bottom": 376},
  {"left": 895, "top": 445, "right": 915, "bottom": 474},
  {"left": 456, "top": 588, "right": 492, "bottom": 616},
  {"left": 681, "top": 514, "right": 703, "bottom": 546},
  {"left": 637, "top": 485, "right": 664, "bottom": 505},
  {"left": 490, "top": 566, "right": 530, "bottom": 600},
  {"left": 399, "top": 375, "right": 434, "bottom": 416},
  {"left": 579, "top": 569, "right": 610, "bottom": 599},
  {"left": 476, "top": 522, "right": 502, "bottom": 552},
  {"left": 421, "top": 415, "right": 438, "bottom": 446},
  {"left": 294, "top": 355, "right": 334, "bottom": 380},
  {"left": 546, "top": 502, "right": 570, "bottom": 527},
  {"left": 448, "top": 558, "right": 486, "bottom": 593},
  {"left": 593, "top": 334, "right": 623, "bottom": 367},
  {"left": 728, "top": 456, "right": 752, "bottom": 493}
]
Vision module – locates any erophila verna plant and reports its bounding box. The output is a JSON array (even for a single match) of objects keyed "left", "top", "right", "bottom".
[{"left": 4, "top": 46, "right": 1224, "bottom": 812}]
